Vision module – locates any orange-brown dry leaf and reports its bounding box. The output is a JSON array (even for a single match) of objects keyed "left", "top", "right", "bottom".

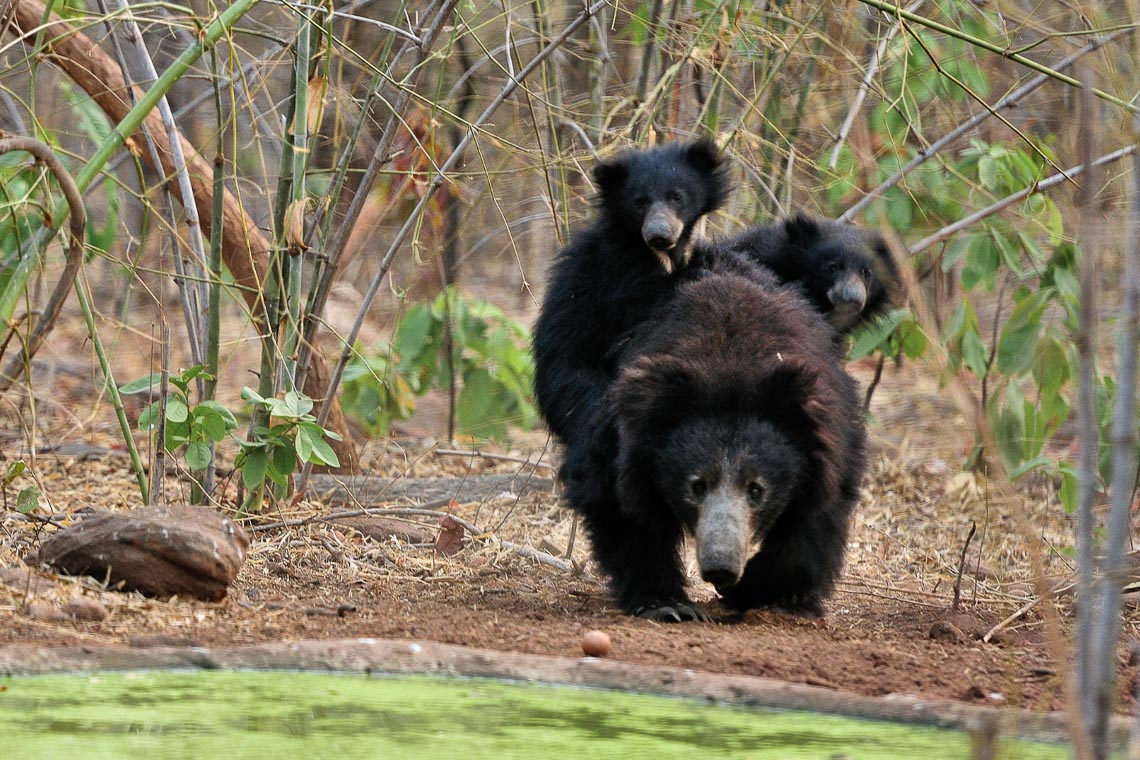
[{"left": 434, "top": 514, "right": 465, "bottom": 557}]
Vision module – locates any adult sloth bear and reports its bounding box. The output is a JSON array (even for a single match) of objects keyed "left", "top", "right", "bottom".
[{"left": 606, "top": 272, "right": 867, "bottom": 620}]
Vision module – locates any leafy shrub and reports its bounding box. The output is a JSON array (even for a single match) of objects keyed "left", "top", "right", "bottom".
[
  {"left": 235, "top": 388, "right": 342, "bottom": 495},
  {"left": 825, "top": 0, "right": 1133, "bottom": 511},
  {"left": 120, "top": 365, "right": 238, "bottom": 471},
  {"left": 341, "top": 287, "right": 536, "bottom": 442}
]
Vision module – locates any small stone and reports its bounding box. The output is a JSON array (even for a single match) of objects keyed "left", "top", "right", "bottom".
[
  {"left": 581, "top": 629, "right": 612, "bottom": 657},
  {"left": 970, "top": 564, "right": 997, "bottom": 581},
  {"left": 63, "top": 597, "right": 107, "bottom": 621},
  {"left": 26, "top": 603, "right": 65, "bottom": 621},
  {"left": 929, "top": 620, "right": 965, "bottom": 643}
]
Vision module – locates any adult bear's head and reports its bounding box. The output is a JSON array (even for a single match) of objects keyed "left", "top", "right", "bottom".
[{"left": 611, "top": 353, "right": 823, "bottom": 591}]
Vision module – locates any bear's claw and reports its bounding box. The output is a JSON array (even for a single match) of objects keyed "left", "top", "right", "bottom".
[{"left": 631, "top": 603, "right": 712, "bottom": 623}]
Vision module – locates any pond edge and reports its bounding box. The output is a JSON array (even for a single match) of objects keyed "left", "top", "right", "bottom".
[{"left": 0, "top": 637, "right": 1128, "bottom": 748}]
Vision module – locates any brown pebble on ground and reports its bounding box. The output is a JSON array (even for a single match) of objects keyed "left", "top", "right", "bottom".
[{"left": 581, "top": 629, "right": 612, "bottom": 657}]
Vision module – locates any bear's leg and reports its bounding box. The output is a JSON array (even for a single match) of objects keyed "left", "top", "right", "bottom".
[
  {"left": 578, "top": 497, "right": 707, "bottom": 622},
  {"left": 718, "top": 499, "right": 854, "bottom": 617}
]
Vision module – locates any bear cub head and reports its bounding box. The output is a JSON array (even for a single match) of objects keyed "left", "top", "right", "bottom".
[
  {"left": 727, "top": 214, "right": 900, "bottom": 334},
  {"left": 592, "top": 140, "right": 729, "bottom": 274}
]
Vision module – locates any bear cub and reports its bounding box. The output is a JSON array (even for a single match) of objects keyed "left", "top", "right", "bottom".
[
  {"left": 532, "top": 140, "right": 729, "bottom": 495},
  {"left": 723, "top": 214, "right": 899, "bottom": 335},
  {"left": 610, "top": 272, "right": 867, "bottom": 619}
]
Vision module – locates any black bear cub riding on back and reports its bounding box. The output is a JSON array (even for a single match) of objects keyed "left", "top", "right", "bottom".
[
  {"left": 532, "top": 140, "right": 729, "bottom": 500},
  {"left": 723, "top": 214, "right": 899, "bottom": 335}
]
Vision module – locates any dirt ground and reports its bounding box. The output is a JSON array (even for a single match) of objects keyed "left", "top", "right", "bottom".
[{"left": 1, "top": 357, "right": 1138, "bottom": 717}]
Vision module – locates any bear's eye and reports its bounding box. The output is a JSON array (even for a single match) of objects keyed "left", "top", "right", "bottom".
[
  {"left": 861, "top": 265, "right": 872, "bottom": 280},
  {"left": 689, "top": 478, "right": 708, "bottom": 499},
  {"left": 747, "top": 482, "right": 765, "bottom": 503},
  {"left": 633, "top": 196, "right": 649, "bottom": 209},
  {"left": 667, "top": 189, "right": 684, "bottom": 204}
]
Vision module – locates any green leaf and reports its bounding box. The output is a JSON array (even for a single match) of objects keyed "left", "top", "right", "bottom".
[
  {"left": 993, "top": 383, "right": 1027, "bottom": 473},
  {"left": 186, "top": 440, "right": 212, "bottom": 471},
  {"left": 282, "top": 390, "right": 313, "bottom": 418},
  {"left": 241, "top": 386, "right": 267, "bottom": 405},
  {"left": 163, "top": 418, "right": 191, "bottom": 447},
  {"left": 240, "top": 447, "right": 268, "bottom": 491},
  {"left": 961, "top": 234, "right": 999, "bottom": 291},
  {"left": 5, "top": 460, "right": 27, "bottom": 485},
  {"left": 849, "top": 308, "right": 908, "bottom": 360},
  {"left": 137, "top": 403, "right": 159, "bottom": 431},
  {"left": 991, "top": 230, "right": 1021, "bottom": 276},
  {"left": 898, "top": 318, "right": 929, "bottom": 360},
  {"left": 1009, "top": 456, "right": 1053, "bottom": 480},
  {"left": 165, "top": 396, "right": 189, "bottom": 424},
  {"left": 941, "top": 238, "right": 970, "bottom": 273},
  {"left": 996, "top": 293, "right": 1047, "bottom": 375},
  {"left": 457, "top": 368, "right": 497, "bottom": 440},
  {"left": 1018, "top": 232, "right": 1044, "bottom": 263},
  {"left": 197, "top": 400, "right": 238, "bottom": 429},
  {"left": 395, "top": 304, "right": 435, "bottom": 369},
  {"left": 960, "top": 327, "right": 989, "bottom": 379},
  {"left": 119, "top": 373, "right": 163, "bottom": 394},
  {"left": 304, "top": 430, "right": 340, "bottom": 468},
  {"left": 270, "top": 445, "right": 296, "bottom": 485},
  {"left": 180, "top": 365, "right": 213, "bottom": 383},
  {"left": 1033, "top": 336, "right": 1069, "bottom": 396},
  {"left": 1058, "top": 462, "right": 1079, "bottom": 514},
  {"left": 295, "top": 424, "right": 314, "bottom": 462},
  {"left": 886, "top": 199, "right": 913, "bottom": 232},
  {"left": 16, "top": 486, "right": 39, "bottom": 514},
  {"left": 978, "top": 155, "right": 998, "bottom": 190}
]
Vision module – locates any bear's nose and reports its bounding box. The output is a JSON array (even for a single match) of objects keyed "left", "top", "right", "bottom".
[
  {"left": 701, "top": 567, "right": 741, "bottom": 591},
  {"left": 643, "top": 224, "right": 676, "bottom": 251},
  {"left": 641, "top": 209, "right": 682, "bottom": 252}
]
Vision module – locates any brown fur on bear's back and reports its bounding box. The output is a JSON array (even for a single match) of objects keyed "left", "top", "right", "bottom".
[
  {"left": 614, "top": 271, "right": 861, "bottom": 506},
  {"left": 626, "top": 271, "right": 847, "bottom": 397}
]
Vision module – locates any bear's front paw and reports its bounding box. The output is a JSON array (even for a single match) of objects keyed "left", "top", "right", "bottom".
[
  {"left": 772, "top": 597, "right": 825, "bottom": 619},
  {"left": 630, "top": 602, "right": 712, "bottom": 623},
  {"left": 720, "top": 587, "right": 824, "bottom": 618}
]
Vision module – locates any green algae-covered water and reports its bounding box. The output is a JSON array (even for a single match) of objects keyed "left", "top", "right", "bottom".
[{"left": 0, "top": 671, "right": 1066, "bottom": 759}]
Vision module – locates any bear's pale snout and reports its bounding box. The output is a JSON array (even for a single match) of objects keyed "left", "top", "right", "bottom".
[
  {"left": 694, "top": 484, "right": 751, "bottom": 591},
  {"left": 641, "top": 205, "right": 684, "bottom": 252}
]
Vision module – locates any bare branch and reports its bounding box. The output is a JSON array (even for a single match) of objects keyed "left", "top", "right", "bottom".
[{"left": 0, "top": 137, "right": 86, "bottom": 392}]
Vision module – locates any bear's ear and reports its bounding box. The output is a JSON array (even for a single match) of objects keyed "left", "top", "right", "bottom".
[
  {"left": 592, "top": 156, "right": 629, "bottom": 194},
  {"left": 685, "top": 139, "right": 730, "bottom": 212},
  {"left": 754, "top": 363, "right": 822, "bottom": 430},
  {"left": 611, "top": 354, "right": 695, "bottom": 436},
  {"left": 783, "top": 214, "right": 821, "bottom": 247},
  {"left": 684, "top": 139, "right": 725, "bottom": 173}
]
